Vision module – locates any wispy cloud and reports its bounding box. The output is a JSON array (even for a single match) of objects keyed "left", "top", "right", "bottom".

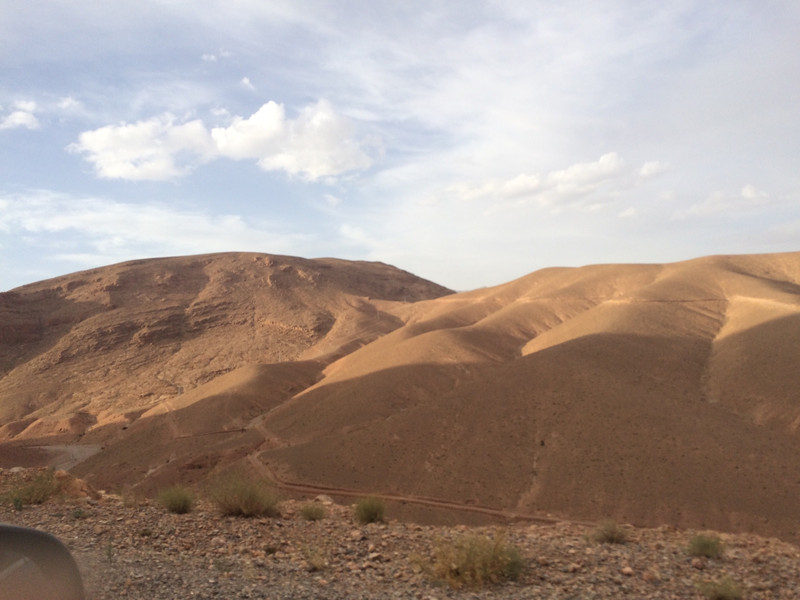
[
  {"left": 673, "top": 185, "right": 773, "bottom": 219},
  {"left": 69, "top": 99, "right": 376, "bottom": 181},
  {"left": 0, "top": 189, "right": 310, "bottom": 265},
  {"left": 0, "top": 100, "right": 39, "bottom": 130},
  {"left": 437, "top": 153, "right": 662, "bottom": 212}
]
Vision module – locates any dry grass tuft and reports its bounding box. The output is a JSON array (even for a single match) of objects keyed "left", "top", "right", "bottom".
[
  {"left": 207, "top": 473, "right": 280, "bottom": 518},
  {"left": 697, "top": 576, "right": 744, "bottom": 599},
  {"left": 354, "top": 496, "right": 385, "bottom": 524},
  {"left": 591, "top": 519, "right": 628, "bottom": 544},
  {"left": 157, "top": 484, "right": 195, "bottom": 514},
  {"left": 422, "top": 531, "right": 524, "bottom": 589},
  {"left": 689, "top": 533, "right": 724, "bottom": 558},
  {"left": 300, "top": 502, "right": 326, "bottom": 521}
]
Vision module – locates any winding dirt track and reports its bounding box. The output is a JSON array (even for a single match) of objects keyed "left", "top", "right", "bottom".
[{"left": 244, "top": 452, "right": 586, "bottom": 527}]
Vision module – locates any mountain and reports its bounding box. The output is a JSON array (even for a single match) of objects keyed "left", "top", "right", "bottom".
[
  {"left": 0, "top": 252, "right": 452, "bottom": 437},
  {"left": 2, "top": 251, "right": 800, "bottom": 543}
]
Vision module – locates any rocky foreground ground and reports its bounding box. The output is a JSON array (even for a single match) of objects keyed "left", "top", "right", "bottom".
[{"left": 2, "top": 470, "right": 800, "bottom": 599}]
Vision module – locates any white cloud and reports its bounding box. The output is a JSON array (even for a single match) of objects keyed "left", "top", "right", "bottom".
[
  {"left": 640, "top": 161, "right": 669, "bottom": 177},
  {"left": 241, "top": 77, "right": 255, "bottom": 90},
  {"left": 0, "top": 100, "right": 39, "bottom": 130},
  {"left": 252, "top": 100, "right": 375, "bottom": 180},
  {"left": 210, "top": 102, "right": 286, "bottom": 160},
  {"left": 57, "top": 96, "right": 82, "bottom": 112},
  {"left": 673, "top": 184, "right": 772, "bottom": 219},
  {"left": 70, "top": 100, "right": 375, "bottom": 181},
  {"left": 438, "top": 153, "right": 657, "bottom": 211},
  {"left": 544, "top": 152, "right": 626, "bottom": 199},
  {"left": 741, "top": 184, "right": 767, "bottom": 201},
  {"left": 0, "top": 189, "right": 309, "bottom": 264},
  {"left": 68, "top": 115, "right": 214, "bottom": 180}
]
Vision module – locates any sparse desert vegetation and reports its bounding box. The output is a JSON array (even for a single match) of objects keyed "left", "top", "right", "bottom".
[
  {"left": 422, "top": 530, "right": 524, "bottom": 589},
  {"left": 354, "top": 496, "right": 385, "bottom": 524},
  {"left": 206, "top": 472, "right": 280, "bottom": 518},
  {"left": 689, "top": 532, "right": 725, "bottom": 559},
  {"left": 591, "top": 519, "right": 628, "bottom": 544},
  {"left": 697, "top": 576, "right": 744, "bottom": 600},
  {"left": 3, "top": 468, "right": 59, "bottom": 509},
  {"left": 299, "top": 501, "right": 325, "bottom": 521},
  {"left": 1, "top": 469, "right": 799, "bottom": 600},
  {"left": 156, "top": 484, "right": 195, "bottom": 514}
]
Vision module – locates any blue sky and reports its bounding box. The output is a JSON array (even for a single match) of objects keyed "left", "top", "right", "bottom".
[{"left": 1, "top": 1, "right": 798, "bottom": 291}]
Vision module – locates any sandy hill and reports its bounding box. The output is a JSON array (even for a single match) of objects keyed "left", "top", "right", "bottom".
[{"left": 2, "top": 251, "right": 800, "bottom": 543}]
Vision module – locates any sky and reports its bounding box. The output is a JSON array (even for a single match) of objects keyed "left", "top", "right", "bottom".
[{"left": 1, "top": 1, "right": 799, "bottom": 292}]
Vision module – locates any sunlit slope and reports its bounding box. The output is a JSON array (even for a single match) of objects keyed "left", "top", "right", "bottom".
[
  {"left": 259, "top": 252, "right": 800, "bottom": 539},
  {"left": 0, "top": 252, "right": 452, "bottom": 439}
]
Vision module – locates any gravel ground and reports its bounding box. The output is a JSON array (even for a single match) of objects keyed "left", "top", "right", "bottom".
[{"left": 2, "top": 471, "right": 799, "bottom": 599}]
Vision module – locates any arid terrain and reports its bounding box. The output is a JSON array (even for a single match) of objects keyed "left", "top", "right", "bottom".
[
  {"left": 2, "top": 250, "right": 800, "bottom": 551},
  {"left": 2, "top": 468, "right": 800, "bottom": 599}
]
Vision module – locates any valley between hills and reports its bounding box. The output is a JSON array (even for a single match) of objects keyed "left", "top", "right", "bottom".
[{"left": 2, "top": 250, "right": 800, "bottom": 546}]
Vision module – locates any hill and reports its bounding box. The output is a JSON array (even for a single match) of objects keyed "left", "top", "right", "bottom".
[{"left": 2, "top": 251, "right": 800, "bottom": 543}]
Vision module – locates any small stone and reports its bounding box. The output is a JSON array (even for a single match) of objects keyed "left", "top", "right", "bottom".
[
  {"left": 621, "top": 566, "right": 634, "bottom": 576},
  {"left": 691, "top": 557, "right": 706, "bottom": 570},
  {"left": 566, "top": 562, "right": 581, "bottom": 573},
  {"left": 643, "top": 569, "right": 661, "bottom": 583}
]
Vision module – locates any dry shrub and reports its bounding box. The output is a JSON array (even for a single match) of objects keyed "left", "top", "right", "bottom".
[
  {"left": 300, "top": 502, "right": 326, "bottom": 521},
  {"left": 301, "top": 544, "right": 329, "bottom": 572},
  {"left": 424, "top": 531, "right": 524, "bottom": 589},
  {"left": 689, "top": 533, "right": 724, "bottom": 559},
  {"left": 207, "top": 472, "right": 279, "bottom": 518},
  {"left": 697, "top": 576, "right": 744, "bottom": 600},
  {"left": 157, "top": 484, "right": 195, "bottom": 514},
  {"left": 354, "top": 496, "right": 385, "bottom": 524},
  {"left": 591, "top": 519, "right": 628, "bottom": 544},
  {"left": 4, "top": 469, "right": 59, "bottom": 508}
]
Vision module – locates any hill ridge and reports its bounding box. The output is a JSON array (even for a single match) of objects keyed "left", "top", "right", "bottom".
[{"left": 2, "top": 250, "right": 800, "bottom": 543}]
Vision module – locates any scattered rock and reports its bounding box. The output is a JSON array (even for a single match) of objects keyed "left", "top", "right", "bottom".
[{"left": 1, "top": 491, "right": 799, "bottom": 599}]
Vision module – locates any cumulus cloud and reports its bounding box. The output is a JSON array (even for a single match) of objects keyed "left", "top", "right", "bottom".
[
  {"left": 0, "top": 100, "right": 40, "bottom": 130},
  {"left": 70, "top": 99, "right": 375, "bottom": 181},
  {"left": 69, "top": 115, "right": 214, "bottom": 180}
]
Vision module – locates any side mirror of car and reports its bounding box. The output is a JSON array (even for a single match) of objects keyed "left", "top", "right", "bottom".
[{"left": 0, "top": 524, "right": 86, "bottom": 600}]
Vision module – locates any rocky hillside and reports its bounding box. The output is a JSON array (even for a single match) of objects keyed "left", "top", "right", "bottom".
[{"left": 2, "top": 251, "right": 800, "bottom": 545}]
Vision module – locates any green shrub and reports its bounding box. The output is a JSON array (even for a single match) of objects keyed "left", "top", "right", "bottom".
[
  {"left": 354, "top": 496, "right": 385, "bottom": 524},
  {"left": 425, "top": 531, "right": 524, "bottom": 589},
  {"left": 689, "top": 533, "right": 724, "bottom": 559},
  {"left": 71, "top": 507, "right": 91, "bottom": 520},
  {"left": 207, "top": 473, "right": 279, "bottom": 518},
  {"left": 697, "top": 576, "right": 744, "bottom": 600},
  {"left": 300, "top": 502, "right": 326, "bottom": 521},
  {"left": 591, "top": 519, "right": 628, "bottom": 544},
  {"left": 4, "top": 469, "right": 59, "bottom": 508},
  {"left": 157, "top": 484, "right": 195, "bottom": 514}
]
